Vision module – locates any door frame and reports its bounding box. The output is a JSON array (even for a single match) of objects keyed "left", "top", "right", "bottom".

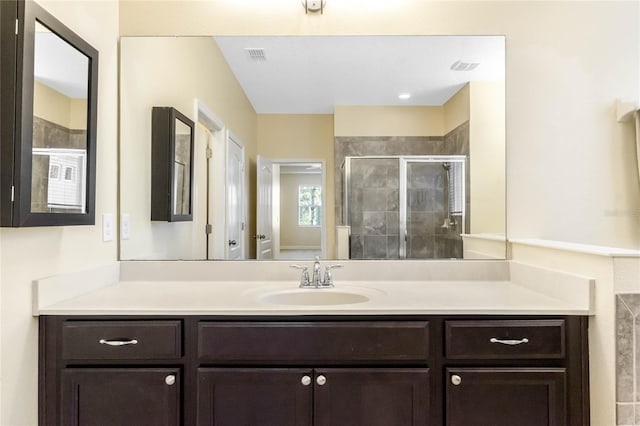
[
  {"left": 268, "top": 158, "right": 326, "bottom": 260},
  {"left": 194, "top": 99, "right": 225, "bottom": 260}
]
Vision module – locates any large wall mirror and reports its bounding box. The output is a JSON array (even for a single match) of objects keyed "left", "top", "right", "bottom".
[
  {"left": 119, "top": 35, "right": 505, "bottom": 261},
  {"left": 0, "top": 0, "right": 98, "bottom": 227}
]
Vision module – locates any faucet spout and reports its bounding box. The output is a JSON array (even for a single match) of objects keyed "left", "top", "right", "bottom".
[{"left": 312, "top": 256, "right": 322, "bottom": 287}]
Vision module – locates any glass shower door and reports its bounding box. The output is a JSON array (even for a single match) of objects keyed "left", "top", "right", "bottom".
[{"left": 401, "top": 159, "right": 465, "bottom": 259}]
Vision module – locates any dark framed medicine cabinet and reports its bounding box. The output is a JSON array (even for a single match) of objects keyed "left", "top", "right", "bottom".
[
  {"left": 151, "top": 107, "right": 195, "bottom": 222},
  {"left": 0, "top": 0, "right": 99, "bottom": 227}
]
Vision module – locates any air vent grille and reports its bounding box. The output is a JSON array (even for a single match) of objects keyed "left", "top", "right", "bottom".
[
  {"left": 245, "top": 48, "right": 266, "bottom": 61},
  {"left": 450, "top": 60, "right": 479, "bottom": 71}
]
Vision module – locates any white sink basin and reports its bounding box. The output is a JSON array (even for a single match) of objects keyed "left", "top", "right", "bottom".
[{"left": 261, "top": 289, "right": 370, "bottom": 306}]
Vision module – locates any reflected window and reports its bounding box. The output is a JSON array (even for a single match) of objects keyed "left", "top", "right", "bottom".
[{"left": 298, "top": 186, "right": 322, "bottom": 227}]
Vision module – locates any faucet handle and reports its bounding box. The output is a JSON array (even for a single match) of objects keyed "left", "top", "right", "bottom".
[
  {"left": 290, "top": 264, "right": 310, "bottom": 287},
  {"left": 323, "top": 264, "right": 343, "bottom": 287}
]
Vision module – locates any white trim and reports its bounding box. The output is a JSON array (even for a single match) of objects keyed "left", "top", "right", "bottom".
[
  {"left": 194, "top": 99, "right": 224, "bottom": 132},
  {"left": 509, "top": 238, "right": 640, "bottom": 258}
]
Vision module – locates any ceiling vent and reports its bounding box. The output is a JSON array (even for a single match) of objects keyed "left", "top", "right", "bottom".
[
  {"left": 450, "top": 60, "right": 479, "bottom": 71},
  {"left": 245, "top": 48, "right": 266, "bottom": 61}
]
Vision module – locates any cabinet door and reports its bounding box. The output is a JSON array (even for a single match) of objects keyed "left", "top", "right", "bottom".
[
  {"left": 197, "top": 368, "right": 313, "bottom": 426},
  {"left": 446, "top": 368, "right": 566, "bottom": 426},
  {"left": 61, "top": 368, "right": 180, "bottom": 426},
  {"left": 314, "top": 368, "right": 430, "bottom": 426}
]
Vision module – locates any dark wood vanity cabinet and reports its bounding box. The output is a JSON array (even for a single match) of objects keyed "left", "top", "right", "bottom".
[{"left": 39, "top": 315, "right": 589, "bottom": 426}]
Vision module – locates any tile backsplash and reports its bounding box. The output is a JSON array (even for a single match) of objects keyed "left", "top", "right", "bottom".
[{"left": 617, "top": 294, "right": 640, "bottom": 425}]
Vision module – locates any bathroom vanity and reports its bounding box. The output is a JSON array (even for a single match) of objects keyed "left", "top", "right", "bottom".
[
  {"left": 35, "top": 261, "right": 593, "bottom": 426},
  {"left": 39, "top": 314, "right": 588, "bottom": 426}
]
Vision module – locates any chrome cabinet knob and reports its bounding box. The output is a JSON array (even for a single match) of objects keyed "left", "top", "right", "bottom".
[
  {"left": 316, "top": 375, "right": 327, "bottom": 386},
  {"left": 165, "top": 375, "right": 176, "bottom": 386},
  {"left": 301, "top": 375, "right": 312, "bottom": 386},
  {"left": 451, "top": 375, "right": 462, "bottom": 386}
]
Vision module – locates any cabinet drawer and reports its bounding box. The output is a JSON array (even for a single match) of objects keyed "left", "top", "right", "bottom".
[
  {"left": 198, "top": 321, "right": 429, "bottom": 363},
  {"left": 445, "top": 320, "right": 565, "bottom": 359},
  {"left": 62, "top": 320, "right": 182, "bottom": 360}
]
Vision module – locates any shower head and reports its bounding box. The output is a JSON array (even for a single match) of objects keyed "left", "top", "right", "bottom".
[{"left": 442, "top": 162, "right": 451, "bottom": 170}]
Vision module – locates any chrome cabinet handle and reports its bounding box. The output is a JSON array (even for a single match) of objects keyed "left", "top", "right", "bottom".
[
  {"left": 451, "top": 375, "right": 462, "bottom": 386},
  {"left": 490, "top": 337, "right": 529, "bottom": 345},
  {"left": 316, "top": 375, "right": 327, "bottom": 386},
  {"left": 99, "top": 339, "right": 138, "bottom": 346},
  {"left": 165, "top": 375, "right": 176, "bottom": 386},
  {"left": 301, "top": 375, "right": 312, "bottom": 386}
]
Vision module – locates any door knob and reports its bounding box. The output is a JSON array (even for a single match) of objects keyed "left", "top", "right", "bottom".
[
  {"left": 301, "top": 375, "right": 312, "bottom": 386},
  {"left": 316, "top": 375, "right": 327, "bottom": 386},
  {"left": 451, "top": 375, "right": 462, "bottom": 386},
  {"left": 228, "top": 240, "right": 237, "bottom": 246}
]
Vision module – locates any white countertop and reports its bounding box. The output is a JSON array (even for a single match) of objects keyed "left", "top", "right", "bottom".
[{"left": 35, "top": 277, "right": 591, "bottom": 316}]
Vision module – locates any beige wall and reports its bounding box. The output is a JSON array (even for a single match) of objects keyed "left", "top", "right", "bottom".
[
  {"left": 469, "top": 81, "right": 506, "bottom": 234},
  {"left": 33, "top": 81, "right": 88, "bottom": 130},
  {"left": 257, "top": 114, "right": 335, "bottom": 257},
  {"left": 119, "top": 37, "right": 257, "bottom": 260},
  {"left": 334, "top": 105, "right": 444, "bottom": 137},
  {"left": 0, "top": 1, "right": 119, "bottom": 425},
  {"left": 443, "top": 83, "right": 470, "bottom": 135},
  {"left": 280, "top": 173, "right": 322, "bottom": 249}
]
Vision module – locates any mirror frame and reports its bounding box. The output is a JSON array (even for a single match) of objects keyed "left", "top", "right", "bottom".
[
  {"left": 151, "top": 106, "right": 195, "bottom": 222},
  {"left": 0, "top": 0, "right": 98, "bottom": 227}
]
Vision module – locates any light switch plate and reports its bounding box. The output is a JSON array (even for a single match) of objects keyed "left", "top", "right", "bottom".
[
  {"left": 121, "top": 213, "right": 130, "bottom": 240},
  {"left": 102, "top": 213, "right": 113, "bottom": 242}
]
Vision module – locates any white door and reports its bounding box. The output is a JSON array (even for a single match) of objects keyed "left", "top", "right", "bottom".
[
  {"left": 226, "top": 136, "right": 245, "bottom": 260},
  {"left": 256, "top": 156, "right": 274, "bottom": 260}
]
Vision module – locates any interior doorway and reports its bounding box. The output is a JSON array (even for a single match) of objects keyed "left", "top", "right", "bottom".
[{"left": 256, "top": 159, "right": 326, "bottom": 260}]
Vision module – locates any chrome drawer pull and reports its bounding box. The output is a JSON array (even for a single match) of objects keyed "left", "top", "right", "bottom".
[
  {"left": 99, "top": 339, "right": 138, "bottom": 346},
  {"left": 490, "top": 337, "right": 529, "bottom": 346}
]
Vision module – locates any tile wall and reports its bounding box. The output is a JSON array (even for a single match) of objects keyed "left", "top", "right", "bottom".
[{"left": 617, "top": 294, "right": 640, "bottom": 425}]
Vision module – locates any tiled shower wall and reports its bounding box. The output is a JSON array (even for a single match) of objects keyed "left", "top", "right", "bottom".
[
  {"left": 31, "top": 116, "right": 86, "bottom": 212},
  {"left": 617, "top": 294, "right": 640, "bottom": 425}
]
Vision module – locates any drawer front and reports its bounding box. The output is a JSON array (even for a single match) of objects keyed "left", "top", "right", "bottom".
[
  {"left": 445, "top": 320, "right": 565, "bottom": 359},
  {"left": 198, "top": 321, "right": 429, "bottom": 363},
  {"left": 62, "top": 320, "right": 182, "bottom": 360}
]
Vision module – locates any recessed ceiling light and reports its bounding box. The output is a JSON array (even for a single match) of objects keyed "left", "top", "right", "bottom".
[{"left": 398, "top": 93, "right": 411, "bottom": 100}]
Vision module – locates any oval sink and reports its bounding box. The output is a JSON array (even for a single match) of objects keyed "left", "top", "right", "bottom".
[{"left": 261, "top": 290, "right": 370, "bottom": 306}]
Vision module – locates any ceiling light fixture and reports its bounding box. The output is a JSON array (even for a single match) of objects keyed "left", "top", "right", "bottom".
[
  {"left": 302, "top": 0, "right": 326, "bottom": 14},
  {"left": 398, "top": 93, "right": 411, "bottom": 100}
]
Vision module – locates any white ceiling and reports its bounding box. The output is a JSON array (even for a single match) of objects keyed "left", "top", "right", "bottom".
[
  {"left": 34, "top": 24, "right": 89, "bottom": 99},
  {"left": 214, "top": 35, "right": 505, "bottom": 114}
]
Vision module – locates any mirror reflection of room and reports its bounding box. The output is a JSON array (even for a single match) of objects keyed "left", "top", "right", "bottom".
[
  {"left": 31, "top": 21, "right": 89, "bottom": 214},
  {"left": 173, "top": 118, "right": 192, "bottom": 216},
  {"left": 119, "top": 35, "right": 505, "bottom": 261}
]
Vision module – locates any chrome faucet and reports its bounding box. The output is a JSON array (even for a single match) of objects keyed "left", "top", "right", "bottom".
[
  {"left": 311, "top": 256, "right": 322, "bottom": 287},
  {"left": 290, "top": 256, "right": 342, "bottom": 288}
]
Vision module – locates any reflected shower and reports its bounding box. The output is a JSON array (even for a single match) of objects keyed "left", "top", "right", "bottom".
[{"left": 342, "top": 155, "right": 467, "bottom": 260}]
